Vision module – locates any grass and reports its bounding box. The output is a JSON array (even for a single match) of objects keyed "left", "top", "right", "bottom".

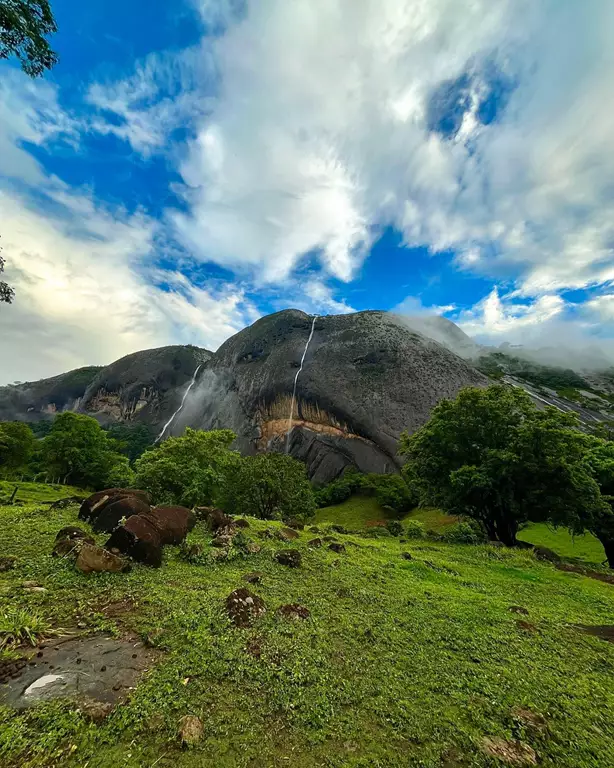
[
  {"left": 0, "top": 482, "right": 85, "bottom": 504},
  {"left": 0, "top": 494, "right": 613, "bottom": 767},
  {"left": 518, "top": 524, "right": 606, "bottom": 566},
  {"left": 314, "top": 495, "right": 388, "bottom": 528}
]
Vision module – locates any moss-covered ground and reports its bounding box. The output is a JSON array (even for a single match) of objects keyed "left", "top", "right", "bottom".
[{"left": 0, "top": 485, "right": 613, "bottom": 767}]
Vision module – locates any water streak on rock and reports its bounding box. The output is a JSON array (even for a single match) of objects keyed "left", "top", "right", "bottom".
[
  {"left": 286, "top": 316, "right": 318, "bottom": 452},
  {"left": 156, "top": 364, "right": 203, "bottom": 442}
]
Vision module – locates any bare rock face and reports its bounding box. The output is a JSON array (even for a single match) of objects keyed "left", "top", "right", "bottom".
[{"left": 189, "top": 310, "right": 487, "bottom": 484}]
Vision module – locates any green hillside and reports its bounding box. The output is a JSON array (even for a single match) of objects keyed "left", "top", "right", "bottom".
[{"left": 1, "top": 493, "right": 613, "bottom": 767}]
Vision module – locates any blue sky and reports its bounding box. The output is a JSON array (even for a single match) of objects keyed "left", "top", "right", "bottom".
[{"left": 1, "top": 0, "right": 614, "bottom": 382}]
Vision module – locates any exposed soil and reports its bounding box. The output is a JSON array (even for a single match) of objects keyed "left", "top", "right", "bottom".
[{"left": 556, "top": 562, "right": 614, "bottom": 585}]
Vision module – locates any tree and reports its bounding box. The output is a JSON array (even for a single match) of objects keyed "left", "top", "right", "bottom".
[
  {"left": 0, "top": 250, "right": 14, "bottom": 304},
  {"left": 134, "top": 428, "right": 238, "bottom": 507},
  {"left": 0, "top": 421, "right": 35, "bottom": 476},
  {"left": 399, "top": 385, "right": 606, "bottom": 546},
  {"left": 0, "top": 0, "right": 58, "bottom": 77},
  {"left": 218, "top": 452, "right": 316, "bottom": 521},
  {"left": 584, "top": 439, "right": 614, "bottom": 568},
  {"left": 40, "top": 412, "right": 127, "bottom": 488}
]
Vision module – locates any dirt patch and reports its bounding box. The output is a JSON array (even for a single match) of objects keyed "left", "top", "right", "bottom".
[
  {"left": 556, "top": 563, "right": 614, "bottom": 585},
  {"left": 482, "top": 737, "right": 537, "bottom": 766},
  {"left": 574, "top": 625, "right": 614, "bottom": 643},
  {"left": 0, "top": 634, "right": 156, "bottom": 709}
]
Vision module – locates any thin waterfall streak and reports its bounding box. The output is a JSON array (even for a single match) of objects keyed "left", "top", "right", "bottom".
[
  {"left": 286, "top": 315, "right": 318, "bottom": 452},
  {"left": 155, "top": 363, "right": 203, "bottom": 443}
]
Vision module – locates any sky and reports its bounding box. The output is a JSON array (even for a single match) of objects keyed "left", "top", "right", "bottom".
[{"left": 1, "top": 0, "right": 614, "bottom": 383}]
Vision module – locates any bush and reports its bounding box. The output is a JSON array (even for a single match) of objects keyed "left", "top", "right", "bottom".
[
  {"left": 218, "top": 452, "right": 316, "bottom": 521},
  {"left": 405, "top": 520, "right": 426, "bottom": 539},
  {"left": 135, "top": 428, "right": 238, "bottom": 506},
  {"left": 385, "top": 519, "right": 404, "bottom": 537},
  {"left": 440, "top": 520, "right": 487, "bottom": 545},
  {"left": 364, "top": 526, "right": 392, "bottom": 538},
  {"left": 315, "top": 471, "right": 416, "bottom": 516}
]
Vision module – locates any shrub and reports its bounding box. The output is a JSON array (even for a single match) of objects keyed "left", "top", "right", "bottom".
[
  {"left": 218, "top": 452, "right": 316, "bottom": 521},
  {"left": 441, "top": 520, "right": 487, "bottom": 545},
  {"left": 385, "top": 519, "right": 404, "bottom": 537},
  {"left": 135, "top": 428, "right": 238, "bottom": 507},
  {"left": 405, "top": 520, "right": 426, "bottom": 539}
]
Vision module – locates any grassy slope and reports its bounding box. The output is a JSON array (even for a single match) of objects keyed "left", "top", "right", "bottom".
[
  {"left": 0, "top": 482, "right": 85, "bottom": 504},
  {"left": 1, "top": 497, "right": 614, "bottom": 767},
  {"left": 316, "top": 498, "right": 607, "bottom": 566}
]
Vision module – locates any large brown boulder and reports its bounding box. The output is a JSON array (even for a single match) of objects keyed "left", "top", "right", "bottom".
[
  {"left": 105, "top": 515, "right": 163, "bottom": 568},
  {"left": 79, "top": 488, "right": 150, "bottom": 522},
  {"left": 149, "top": 506, "right": 196, "bottom": 544},
  {"left": 92, "top": 496, "right": 151, "bottom": 533}
]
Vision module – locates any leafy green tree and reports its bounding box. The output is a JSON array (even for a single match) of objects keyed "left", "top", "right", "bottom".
[
  {"left": 104, "top": 456, "right": 136, "bottom": 489},
  {"left": 0, "top": 0, "right": 58, "bottom": 76},
  {"left": 40, "top": 412, "right": 126, "bottom": 489},
  {"left": 135, "top": 428, "right": 238, "bottom": 507},
  {"left": 0, "top": 421, "right": 35, "bottom": 476},
  {"left": 219, "top": 452, "right": 316, "bottom": 521},
  {"left": 399, "top": 385, "right": 605, "bottom": 546},
  {"left": 584, "top": 439, "right": 614, "bottom": 568}
]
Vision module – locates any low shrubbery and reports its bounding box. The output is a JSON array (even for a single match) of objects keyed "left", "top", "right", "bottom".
[{"left": 315, "top": 471, "right": 416, "bottom": 516}]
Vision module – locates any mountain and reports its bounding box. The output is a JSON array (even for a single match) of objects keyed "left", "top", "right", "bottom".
[
  {"left": 167, "top": 310, "right": 488, "bottom": 483},
  {"left": 0, "top": 310, "right": 488, "bottom": 483},
  {"left": 0, "top": 345, "right": 211, "bottom": 426}
]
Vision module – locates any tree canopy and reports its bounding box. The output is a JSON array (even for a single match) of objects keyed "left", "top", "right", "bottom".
[
  {"left": 0, "top": 421, "right": 35, "bottom": 476},
  {"left": 0, "top": 0, "right": 58, "bottom": 76},
  {"left": 0, "top": 250, "right": 14, "bottom": 304},
  {"left": 40, "top": 412, "right": 128, "bottom": 489},
  {"left": 218, "top": 452, "right": 316, "bottom": 521},
  {"left": 135, "top": 428, "right": 238, "bottom": 507},
  {"left": 399, "top": 385, "right": 607, "bottom": 547}
]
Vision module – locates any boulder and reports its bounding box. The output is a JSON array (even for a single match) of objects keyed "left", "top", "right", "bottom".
[
  {"left": 307, "top": 538, "right": 323, "bottom": 548},
  {"left": 274, "top": 550, "right": 302, "bottom": 568},
  {"left": 52, "top": 527, "right": 95, "bottom": 558},
  {"left": 149, "top": 506, "right": 196, "bottom": 544},
  {"left": 76, "top": 544, "right": 129, "bottom": 574},
  {"left": 277, "top": 604, "right": 310, "bottom": 620},
  {"left": 329, "top": 542, "right": 346, "bottom": 553},
  {"left": 105, "top": 516, "right": 163, "bottom": 568},
  {"left": 277, "top": 527, "right": 299, "bottom": 541},
  {"left": 79, "top": 488, "right": 149, "bottom": 522},
  {"left": 92, "top": 496, "right": 151, "bottom": 533},
  {"left": 226, "top": 588, "right": 266, "bottom": 628}
]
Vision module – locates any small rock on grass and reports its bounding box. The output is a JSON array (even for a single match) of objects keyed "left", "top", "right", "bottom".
[
  {"left": 401, "top": 552, "right": 413, "bottom": 560},
  {"left": 482, "top": 737, "right": 537, "bottom": 766},
  {"left": 178, "top": 715, "right": 204, "bottom": 747},
  {"left": 308, "top": 538, "right": 323, "bottom": 548},
  {"left": 284, "top": 519, "right": 305, "bottom": 531},
  {"left": 516, "top": 620, "right": 538, "bottom": 633},
  {"left": 0, "top": 556, "right": 17, "bottom": 572},
  {"left": 509, "top": 606, "right": 529, "bottom": 616},
  {"left": 329, "top": 542, "right": 345, "bottom": 553},
  {"left": 277, "top": 527, "right": 300, "bottom": 541},
  {"left": 235, "top": 519, "right": 250, "bottom": 529},
  {"left": 244, "top": 572, "right": 263, "bottom": 584},
  {"left": 78, "top": 697, "right": 114, "bottom": 723},
  {"left": 226, "top": 588, "right": 266, "bottom": 628},
  {"left": 274, "top": 550, "right": 302, "bottom": 567},
  {"left": 308, "top": 526, "right": 321, "bottom": 533},
  {"left": 277, "top": 604, "right": 310, "bottom": 621}
]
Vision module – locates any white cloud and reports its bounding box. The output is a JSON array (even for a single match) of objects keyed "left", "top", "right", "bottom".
[
  {"left": 456, "top": 288, "right": 565, "bottom": 341},
  {"left": 585, "top": 295, "right": 614, "bottom": 323},
  {"left": 168, "top": 0, "right": 614, "bottom": 298},
  {"left": 0, "top": 71, "right": 259, "bottom": 384},
  {"left": 86, "top": 48, "right": 211, "bottom": 156}
]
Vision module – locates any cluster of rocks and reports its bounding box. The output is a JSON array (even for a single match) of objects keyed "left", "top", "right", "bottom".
[{"left": 55, "top": 488, "right": 196, "bottom": 571}]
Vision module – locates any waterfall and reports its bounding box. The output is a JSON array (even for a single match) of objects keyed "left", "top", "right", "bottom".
[
  {"left": 286, "top": 315, "right": 318, "bottom": 452},
  {"left": 155, "top": 363, "right": 203, "bottom": 443}
]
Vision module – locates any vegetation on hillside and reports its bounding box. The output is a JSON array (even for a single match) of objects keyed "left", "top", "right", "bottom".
[
  {"left": 0, "top": 497, "right": 613, "bottom": 767},
  {"left": 399, "top": 385, "right": 614, "bottom": 564}
]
